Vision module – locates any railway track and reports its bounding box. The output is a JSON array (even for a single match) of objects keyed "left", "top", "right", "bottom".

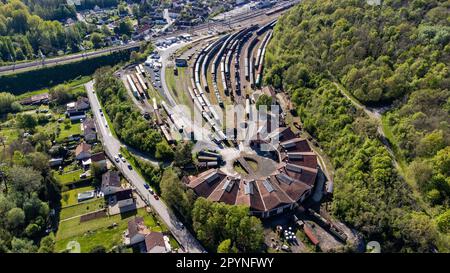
[{"left": 0, "top": 1, "right": 298, "bottom": 75}]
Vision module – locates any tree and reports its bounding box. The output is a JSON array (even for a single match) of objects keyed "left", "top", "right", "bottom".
[
  {"left": 416, "top": 130, "right": 446, "bottom": 157},
  {"left": 435, "top": 210, "right": 450, "bottom": 233},
  {"left": 117, "top": 19, "right": 133, "bottom": 36},
  {"left": 16, "top": 114, "right": 37, "bottom": 130},
  {"left": 173, "top": 142, "right": 193, "bottom": 167},
  {"left": 217, "top": 239, "right": 232, "bottom": 253},
  {"left": 255, "top": 94, "right": 273, "bottom": 111},
  {"left": 155, "top": 141, "right": 174, "bottom": 161},
  {"left": 90, "top": 32, "right": 103, "bottom": 49},
  {"left": 38, "top": 234, "right": 55, "bottom": 253},
  {"left": 7, "top": 208, "right": 25, "bottom": 229},
  {"left": 7, "top": 166, "right": 43, "bottom": 196},
  {"left": 49, "top": 84, "right": 71, "bottom": 104},
  {"left": 433, "top": 147, "right": 450, "bottom": 176},
  {"left": 0, "top": 92, "right": 20, "bottom": 114},
  {"left": 192, "top": 198, "right": 264, "bottom": 252},
  {"left": 25, "top": 223, "right": 40, "bottom": 238},
  {"left": 10, "top": 237, "right": 38, "bottom": 253},
  {"left": 160, "top": 168, "right": 194, "bottom": 222}
]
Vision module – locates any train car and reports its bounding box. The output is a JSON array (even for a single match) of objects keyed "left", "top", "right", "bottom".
[
  {"left": 136, "top": 72, "right": 148, "bottom": 90},
  {"left": 197, "top": 156, "right": 218, "bottom": 162},
  {"left": 187, "top": 87, "right": 196, "bottom": 101},
  {"left": 245, "top": 98, "right": 251, "bottom": 119},
  {"left": 161, "top": 101, "right": 174, "bottom": 118},
  {"left": 139, "top": 64, "right": 146, "bottom": 75},
  {"left": 130, "top": 73, "right": 145, "bottom": 99},
  {"left": 160, "top": 125, "right": 174, "bottom": 144},
  {"left": 154, "top": 109, "right": 163, "bottom": 126},
  {"left": 126, "top": 74, "right": 139, "bottom": 98},
  {"left": 198, "top": 150, "right": 221, "bottom": 159}
]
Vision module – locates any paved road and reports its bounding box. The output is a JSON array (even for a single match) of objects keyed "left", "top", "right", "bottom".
[
  {"left": 0, "top": 1, "right": 298, "bottom": 75},
  {"left": 85, "top": 80, "right": 206, "bottom": 253}
]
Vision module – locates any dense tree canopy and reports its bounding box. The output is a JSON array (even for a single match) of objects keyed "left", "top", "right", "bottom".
[
  {"left": 192, "top": 197, "right": 264, "bottom": 253},
  {"left": 0, "top": 0, "right": 101, "bottom": 63},
  {"left": 265, "top": 0, "right": 449, "bottom": 252},
  {"left": 265, "top": 0, "right": 450, "bottom": 104}
]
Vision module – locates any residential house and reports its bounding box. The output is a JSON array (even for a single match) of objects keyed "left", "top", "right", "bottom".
[
  {"left": 115, "top": 189, "right": 134, "bottom": 208},
  {"left": 91, "top": 152, "right": 107, "bottom": 171},
  {"left": 67, "top": 97, "right": 90, "bottom": 114},
  {"left": 145, "top": 232, "right": 169, "bottom": 253},
  {"left": 125, "top": 216, "right": 150, "bottom": 245},
  {"left": 67, "top": 97, "right": 90, "bottom": 121},
  {"left": 101, "top": 171, "right": 122, "bottom": 195},
  {"left": 82, "top": 118, "right": 97, "bottom": 142},
  {"left": 75, "top": 142, "right": 91, "bottom": 160}
]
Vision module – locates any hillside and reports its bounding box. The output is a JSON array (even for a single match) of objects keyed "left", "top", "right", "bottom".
[{"left": 265, "top": 0, "right": 450, "bottom": 252}]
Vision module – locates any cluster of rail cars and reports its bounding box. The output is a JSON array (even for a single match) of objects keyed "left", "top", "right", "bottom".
[
  {"left": 185, "top": 19, "right": 279, "bottom": 145},
  {"left": 197, "top": 150, "right": 223, "bottom": 168},
  {"left": 127, "top": 64, "right": 148, "bottom": 100}
]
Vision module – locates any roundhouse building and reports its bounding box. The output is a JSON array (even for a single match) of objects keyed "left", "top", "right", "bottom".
[{"left": 183, "top": 127, "right": 319, "bottom": 218}]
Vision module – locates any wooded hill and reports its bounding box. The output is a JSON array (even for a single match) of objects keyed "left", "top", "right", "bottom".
[{"left": 265, "top": 0, "right": 449, "bottom": 252}]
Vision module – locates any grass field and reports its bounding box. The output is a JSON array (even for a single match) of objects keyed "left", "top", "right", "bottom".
[
  {"left": 55, "top": 208, "right": 175, "bottom": 253},
  {"left": 16, "top": 76, "right": 90, "bottom": 100},
  {"left": 56, "top": 122, "right": 82, "bottom": 141},
  {"left": 53, "top": 169, "right": 85, "bottom": 185},
  {"left": 60, "top": 198, "right": 105, "bottom": 221},
  {"left": 61, "top": 186, "right": 96, "bottom": 207}
]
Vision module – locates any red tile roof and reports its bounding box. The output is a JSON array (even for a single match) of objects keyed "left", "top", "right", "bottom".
[{"left": 184, "top": 127, "right": 318, "bottom": 216}]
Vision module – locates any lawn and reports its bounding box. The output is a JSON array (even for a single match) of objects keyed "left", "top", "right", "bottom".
[
  {"left": 60, "top": 198, "right": 105, "bottom": 220},
  {"left": 61, "top": 186, "right": 96, "bottom": 207},
  {"left": 55, "top": 208, "right": 175, "bottom": 253},
  {"left": 53, "top": 169, "right": 85, "bottom": 185},
  {"left": 56, "top": 122, "right": 82, "bottom": 141}
]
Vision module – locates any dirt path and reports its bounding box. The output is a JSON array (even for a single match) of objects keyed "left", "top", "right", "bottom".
[{"left": 332, "top": 82, "right": 399, "bottom": 168}]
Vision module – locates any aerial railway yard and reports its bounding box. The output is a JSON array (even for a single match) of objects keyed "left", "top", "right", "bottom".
[
  {"left": 117, "top": 1, "right": 357, "bottom": 252},
  {"left": 120, "top": 1, "right": 297, "bottom": 153}
]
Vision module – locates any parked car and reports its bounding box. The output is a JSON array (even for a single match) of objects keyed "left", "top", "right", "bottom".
[
  {"left": 127, "top": 164, "right": 132, "bottom": 170},
  {"left": 114, "top": 156, "right": 120, "bottom": 163},
  {"left": 121, "top": 157, "right": 126, "bottom": 163},
  {"left": 144, "top": 184, "right": 149, "bottom": 189},
  {"left": 153, "top": 193, "right": 159, "bottom": 200},
  {"left": 149, "top": 188, "right": 154, "bottom": 195}
]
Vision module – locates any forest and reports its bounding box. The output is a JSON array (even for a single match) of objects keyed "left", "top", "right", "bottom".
[
  {"left": 265, "top": 0, "right": 449, "bottom": 252},
  {"left": 0, "top": 0, "right": 93, "bottom": 63}
]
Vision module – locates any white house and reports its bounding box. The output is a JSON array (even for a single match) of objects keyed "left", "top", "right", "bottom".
[
  {"left": 101, "top": 171, "right": 122, "bottom": 195},
  {"left": 75, "top": 142, "right": 91, "bottom": 160}
]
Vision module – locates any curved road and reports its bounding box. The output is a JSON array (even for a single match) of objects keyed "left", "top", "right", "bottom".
[{"left": 86, "top": 80, "right": 205, "bottom": 253}]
